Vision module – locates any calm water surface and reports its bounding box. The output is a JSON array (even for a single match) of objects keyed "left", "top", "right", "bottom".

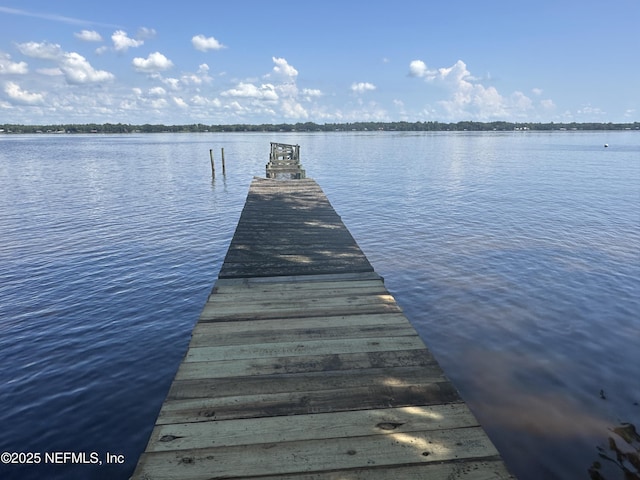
[{"left": 1, "top": 131, "right": 638, "bottom": 479}]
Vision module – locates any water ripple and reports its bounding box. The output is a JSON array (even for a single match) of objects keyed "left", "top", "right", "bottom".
[{"left": 1, "top": 132, "right": 638, "bottom": 480}]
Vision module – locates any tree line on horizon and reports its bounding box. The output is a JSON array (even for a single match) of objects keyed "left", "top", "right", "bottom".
[{"left": 1, "top": 120, "right": 639, "bottom": 134}]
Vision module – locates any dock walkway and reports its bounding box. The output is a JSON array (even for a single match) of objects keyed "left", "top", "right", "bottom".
[{"left": 132, "top": 177, "right": 513, "bottom": 479}]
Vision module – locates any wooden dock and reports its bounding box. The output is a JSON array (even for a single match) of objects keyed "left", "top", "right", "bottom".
[
  {"left": 132, "top": 177, "right": 513, "bottom": 479},
  {"left": 265, "top": 142, "right": 306, "bottom": 179}
]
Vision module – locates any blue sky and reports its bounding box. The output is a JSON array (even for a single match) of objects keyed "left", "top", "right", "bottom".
[{"left": 0, "top": 0, "right": 638, "bottom": 125}]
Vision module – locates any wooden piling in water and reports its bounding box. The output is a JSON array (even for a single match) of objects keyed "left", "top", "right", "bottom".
[
  {"left": 209, "top": 149, "right": 215, "bottom": 178},
  {"left": 221, "top": 147, "right": 226, "bottom": 176}
]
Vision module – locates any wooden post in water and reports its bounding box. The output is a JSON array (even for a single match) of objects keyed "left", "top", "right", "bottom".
[
  {"left": 221, "top": 147, "right": 226, "bottom": 176},
  {"left": 209, "top": 149, "right": 215, "bottom": 178}
]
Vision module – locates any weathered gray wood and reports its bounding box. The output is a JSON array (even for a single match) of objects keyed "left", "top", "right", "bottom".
[
  {"left": 188, "top": 318, "right": 417, "bottom": 348},
  {"left": 266, "top": 143, "right": 305, "bottom": 178},
  {"left": 192, "top": 312, "right": 408, "bottom": 337},
  {"left": 146, "top": 403, "right": 480, "bottom": 451},
  {"left": 133, "top": 177, "right": 513, "bottom": 480},
  {"left": 219, "top": 178, "right": 373, "bottom": 278},
  {"left": 253, "top": 460, "right": 514, "bottom": 480},
  {"left": 213, "top": 277, "right": 383, "bottom": 292},
  {"left": 208, "top": 284, "right": 389, "bottom": 303},
  {"left": 174, "top": 349, "right": 437, "bottom": 380},
  {"left": 199, "top": 282, "right": 403, "bottom": 321},
  {"left": 158, "top": 381, "right": 461, "bottom": 423},
  {"left": 133, "top": 427, "right": 498, "bottom": 479},
  {"left": 214, "top": 271, "right": 382, "bottom": 286},
  {"left": 199, "top": 301, "right": 403, "bottom": 321},
  {"left": 184, "top": 336, "right": 425, "bottom": 363},
  {"left": 203, "top": 292, "right": 398, "bottom": 313}
]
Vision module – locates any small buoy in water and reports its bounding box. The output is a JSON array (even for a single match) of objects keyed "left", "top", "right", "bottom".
[{"left": 604, "top": 144, "right": 609, "bottom": 148}]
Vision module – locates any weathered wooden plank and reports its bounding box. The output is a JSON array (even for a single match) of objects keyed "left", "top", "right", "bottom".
[
  {"left": 184, "top": 336, "right": 424, "bottom": 363},
  {"left": 159, "top": 381, "right": 461, "bottom": 423},
  {"left": 231, "top": 216, "right": 347, "bottom": 225},
  {"left": 205, "top": 290, "right": 394, "bottom": 308},
  {"left": 200, "top": 294, "right": 401, "bottom": 320},
  {"left": 222, "top": 252, "right": 370, "bottom": 266},
  {"left": 209, "top": 284, "right": 388, "bottom": 302},
  {"left": 147, "top": 403, "right": 479, "bottom": 452},
  {"left": 174, "top": 349, "right": 437, "bottom": 380},
  {"left": 192, "top": 312, "right": 408, "bottom": 337},
  {"left": 218, "top": 263, "right": 374, "bottom": 279},
  {"left": 199, "top": 302, "right": 402, "bottom": 322},
  {"left": 228, "top": 226, "right": 353, "bottom": 236},
  {"left": 189, "top": 318, "right": 416, "bottom": 348},
  {"left": 214, "top": 271, "right": 382, "bottom": 286},
  {"left": 166, "top": 364, "right": 452, "bottom": 402},
  {"left": 212, "top": 278, "right": 385, "bottom": 294},
  {"left": 228, "top": 227, "right": 351, "bottom": 235},
  {"left": 169, "top": 364, "right": 448, "bottom": 396},
  {"left": 252, "top": 460, "right": 515, "bottom": 480},
  {"left": 221, "top": 252, "right": 368, "bottom": 266},
  {"left": 132, "top": 427, "right": 497, "bottom": 480}
]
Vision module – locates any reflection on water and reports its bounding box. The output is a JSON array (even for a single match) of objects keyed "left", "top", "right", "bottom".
[
  {"left": 590, "top": 422, "right": 640, "bottom": 480},
  {"left": 0, "top": 131, "right": 638, "bottom": 479}
]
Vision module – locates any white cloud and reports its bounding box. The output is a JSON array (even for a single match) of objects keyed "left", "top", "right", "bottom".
[
  {"left": 4, "top": 81, "right": 44, "bottom": 104},
  {"left": 180, "top": 65, "right": 212, "bottom": 86},
  {"left": 226, "top": 100, "right": 246, "bottom": 113},
  {"left": 173, "top": 96, "right": 188, "bottom": 108},
  {"left": 192, "top": 95, "right": 221, "bottom": 107},
  {"left": 148, "top": 86, "right": 166, "bottom": 96},
  {"left": 437, "top": 60, "right": 477, "bottom": 85},
  {"left": 409, "top": 59, "right": 428, "bottom": 77},
  {"left": 192, "top": 34, "right": 226, "bottom": 52},
  {"left": 409, "top": 58, "right": 543, "bottom": 120},
  {"left": 221, "top": 82, "right": 278, "bottom": 101},
  {"left": 75, "top": 30, "right": 102, "bottom": 42},
  {"left": 161, "top": 78, "right": 180, "bottom": 90},
  {"left": 150, "top": 98, "right": 168, "bottom": 109},
  {"left": 0, "top": 53, "right": 28, "bottom": 74},
  {"left": 14, "top": 41, "right": 113, "bottom": 84},
  {"left": 281, "top": 98, "right": 308, "bottom": 119},
  {"left": 60, "top": 52, "right": 114, "bottom": 84},
  {"left": 329, "top": 101, "right": 389, "bottom": 122},
  {"left": 301, "top": 88, "right": 322, "bottom": 101},
  {"left": 532, "top": 88, "right": 543, "bottom": 96},
  {"left": 37, "top": 68, "right": 63, "bottom": 76},
  {"left": 271, "top": 57, "right": 298, "bottom": 79},
  {"left": 577, "top": 105, "right": 606, "bottom": 116},
  {"left": 409, "top": 58, "right": 478, "bottom": 85},
  {"left": 132, "top": 52, "right": 174, "bottom": 73},
  {"left": 351, "top": 82, "right": 376, "bottom": 93},
  {"left": 219, "top": 57, "right": 309, "bottom": 120},
  {"left": 112, "top": 30, "right": 144, "bottom": 52},
  {"left": 510, "top": 91, "right": 533, "bottom": 111},
  {"left": 16, "top": 41, "right": 62, "bottom": 60}
]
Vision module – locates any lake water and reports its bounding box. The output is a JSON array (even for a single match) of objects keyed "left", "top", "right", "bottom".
[{"left": 0, "top": 131, "right": 638, "bottom": 480}]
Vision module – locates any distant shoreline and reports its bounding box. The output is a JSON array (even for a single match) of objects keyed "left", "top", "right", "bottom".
[{"left": 1, "top": 121, "right": 639, "bottom": 134}]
